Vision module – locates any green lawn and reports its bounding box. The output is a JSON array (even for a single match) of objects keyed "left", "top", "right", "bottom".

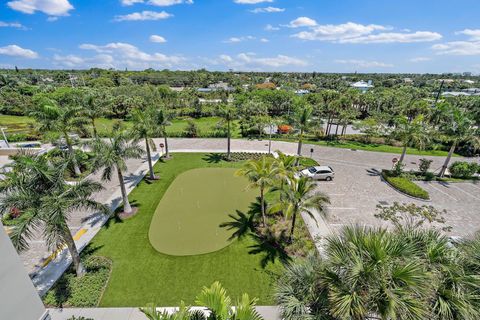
[
  {"left": 276, "top": 138, "right": 457, "bottom": 157},
  {"left": 149, "top": 168, "right": 257, "bottom": 256},
  {"left": 89, "top": 153, "right": 282, "bottom": 307},
  {"left": 0, "top": 114, "right": 35, "bottom": 134}
]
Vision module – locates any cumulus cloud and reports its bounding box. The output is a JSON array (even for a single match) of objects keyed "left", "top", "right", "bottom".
[
  {"left": 292, "top": 21, "right": 442, "bottom": 44},
  {"left": 78, "top": 42, "right": 185, "bottom": 68},
  {"left": 250, "top": 6, "right": 284, "bottom": 13},
  {"left": 53, "top": 53, "right": 115, "bottom": 68},
  {"left": 0, "top": 45, "right": 38, "bottom": 59},
  {"left": 114, "top": 10, "right": 172, "bottom": 21},
  {"left": 150, "top": 35, "right": 167, "bottom": 43},
  {"left": 218, "top": 52, "right": 308, "bottom": 69},
  {"left": 122, "top": 0, "right": 193, "bottom": 6},
  {"left": 7, "top": 0, "right": 74, "bottom": 16},
  {"left": 432, "top": 29, "right": 480, "bottom": 56},
  {"left": 234, "top": 0, "right": 273, "bottom": 3},
  {"left": 335, "top": 59, "right": 393, "bottom": 68},
  {"left": 287, "top": 17, "right": 317, "bottom": 28},
  {"left": 260, "top": 38, "right": 269, "bottom": 43}
]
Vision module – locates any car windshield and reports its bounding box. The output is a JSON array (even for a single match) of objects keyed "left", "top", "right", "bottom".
[{"left": 308, "top": 167, "right": 317, "bottom": 173}]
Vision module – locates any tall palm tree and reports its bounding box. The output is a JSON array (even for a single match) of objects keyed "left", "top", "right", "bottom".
[
  {"left": 130, "top": 107, "right": 158, "bottom": 180},
  {"left": 83, "top": 89, "right": 110, "bottom": 138},
  {"left": 437, "top": 105, "right": 480, "bottom": 177},
  {"left": 87, "top": 125, "right": 145, "bottom": 214},
  {"left": 0, "top": 153, "right": 108, "bottom": 277},
  {"left": 236, "top": 157, "right": 279, "bottom": 226},
  {"left": 30, "top": 100, "right": 88, "bottom": 176},
  {"left": 273, "top": 151, "right": 298, "bottom": 202},
  {"left": 155, "top": 108, "right": 172, "bottom": 158},
  {"left": 272, "top": 176, "right": 329, "bottom": 241},
  {"left": 291, "top": 105, "right": 313, "bottom": 160},
  {"left": 392, "top": 114, "right": 431, "bottom": 164},
  {"left": 218, "top": 104, "right": 236, "bottom": 160}
]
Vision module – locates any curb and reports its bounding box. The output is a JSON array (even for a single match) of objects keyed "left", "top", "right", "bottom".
[{"left": 380, "top": 173, "right": 431, "bottom": 202}]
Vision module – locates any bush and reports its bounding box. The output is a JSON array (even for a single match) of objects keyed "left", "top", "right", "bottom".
[
  {"left": 43, "top": 256, "right": 112, "bottom": 307},
  {"left": 418, "top": 158, "right": 433, "bottom": 175},
  {"left": 449, "top": 161, "right": 479, "bottom": 179},
  {"left": 183, "top": 120, "right": 199, "bottom": 137},
  {"left": 221, "top": 152, "right": 273, "bottom": 162},
  {"left": 382, "top": 170, "right": 430, "bottom": 200}
]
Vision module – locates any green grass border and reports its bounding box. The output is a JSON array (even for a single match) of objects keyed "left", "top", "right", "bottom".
[{"left": 382, "top": 170, "right": 430, "bottom": 200}]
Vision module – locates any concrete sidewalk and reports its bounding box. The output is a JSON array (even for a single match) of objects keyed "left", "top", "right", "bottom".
[{"left": 48, "top": 306, "right": 281, "bottom": 320}]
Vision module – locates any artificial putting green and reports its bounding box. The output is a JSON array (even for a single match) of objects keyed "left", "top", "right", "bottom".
[{"left": 149, "top": 168, "right": 257, "bottom": 256}]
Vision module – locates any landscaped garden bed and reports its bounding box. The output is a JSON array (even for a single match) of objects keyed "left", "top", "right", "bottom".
[
  {"left": 83, "top": 153, "right": 313, "bottom": 307},
  {"left": 382, "top": 170, "right": 430, "bottom": 200},
  {"left": 43, "top": 256, "right": 112, "bottom": 308}
]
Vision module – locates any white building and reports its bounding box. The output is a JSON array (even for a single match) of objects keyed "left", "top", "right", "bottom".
[{"left": 351, "top": 80, "right": 374, "bottom": 92}]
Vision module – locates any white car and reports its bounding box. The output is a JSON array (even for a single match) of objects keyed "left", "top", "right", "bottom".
[{"left": 300, "top": 166, "right": 335, "bottom": 181}]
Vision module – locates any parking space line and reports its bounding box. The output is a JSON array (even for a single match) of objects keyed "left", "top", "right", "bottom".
[
  {"left": 426, "top": 182, "right": 457, "bottom": 201},
  {"left": 327, "top": 207, "right": 357, "bottom": 210},
  {"left": 449, "top": 184, "right": 480, "bottom": 201},
  {"left": 466, "top": 183, "right": 480, "bottom": 191},
  {"left": 327, "top": 193, "right": 346, "bottom": 196}
]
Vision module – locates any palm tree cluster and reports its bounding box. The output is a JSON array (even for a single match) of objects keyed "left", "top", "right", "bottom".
[
  {"left": 141, "top": 282, "right": 263, "bottom": 320},
  {"left": 225, "top": 152, "right": 330, "bottom": 265},
  {"left": 0, "top": 152, "right": 109, "bottom": 276},
  {"left": 276, "top": 225, "right": 480, "bottom": 320}
]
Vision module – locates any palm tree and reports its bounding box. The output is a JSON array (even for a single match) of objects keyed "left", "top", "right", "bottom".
[
  {"left": 273, "top": 151, "right": 298, "bottom": 202},
  {"left": 291, "top": 105, "right": 313, "bottom": 160},
  {"left": 83, "top": 89, "right": 110, "bottom": 138},
  {"left": 236, "top": 157, "right": 279, "bottom": 226},
  {"left": 141, "top": 282, "right": 263, "bottom": 320},
  {"left": 272, "top": 176, "right": 329, "bottom": 242},
  {"left": 87, "top": 125, "right": 145, "bottom": 214},
  {"left": 392, "top": 114, "right": 431, "bottom": 164},
  {"left": 0, "top": 153, "right": 108, "bottom": 277},
  {"left": 437, "top": 105, "right": 480, "bottom": 177},
  {"left": 130, "top": 107, "right": 158, "bottom": 180},
  {"left": 30, "top": 100, "right": 88, "bottom": 176},
  {"left": 218, "top": 104, "right": 236, "bottom": 160},
  {"left": 155, "top": 108, "right": 172, "bottom": 158}
]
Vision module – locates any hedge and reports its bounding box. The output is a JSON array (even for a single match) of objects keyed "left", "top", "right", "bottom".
[{"left": 382, "top": 170, "right": 430, "bottom": 200}]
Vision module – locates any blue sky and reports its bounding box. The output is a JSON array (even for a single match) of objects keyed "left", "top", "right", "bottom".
[{"left": 1, "top": 0, "right": 479, "bottom": 73}]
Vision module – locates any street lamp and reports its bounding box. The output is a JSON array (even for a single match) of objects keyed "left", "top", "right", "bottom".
[{"left": 0, "top": 128, "right": 10, "bottom": 148}]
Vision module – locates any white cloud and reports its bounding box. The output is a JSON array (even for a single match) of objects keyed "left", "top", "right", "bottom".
[
  {"left": 432, "top": 41, "right": 480, "bottom": 56},
  {"left": 0, "top": 21, "right": 25, "bottom": 29},
  {"left": 410, "top": 57, "right": 431, "bottom": 63},
  {"left": 260, "top": 38, "right": 269, "bottom": 43},
  {"left": 340, "top": 31, "right": 442, "bottom": 44},
  {"left": 219, "top": 52, "right": 307, "bottom": 69},
  {"left": 79, "top": 42, "right": 185, "bottom": 68},
  {"left": 234, "top": 0, "right": 273, "bottom": 3},
  {"left": 121, "top": 0, "right": 192, "bottom": 5},
  {"left": 456, "top": 29, "right": 480, "bottom": 40},
  {"left": 265, "top": 24, "right": 279, "bottom": 31},
  {"left": 223, "top": 36, "right": 256, "bottom": 43},
  {"left": 291, "top": 21, "right": 441, "bottom": 44},
  {"left": 7, "top": 0, "right": 73, "bottom": 16},
  {"left": 250, "top": 6, "right": 284, "bottom": 13},
  {"left": 150, "top": 35, "right": 167, "bottom": 43},
  {"left": 114, "top": 10, "right": 172, "bottom": 21},
  {"left": 287, "top": 17, "right": 317, "bottom": 28},
  {"left": 0, "top": 45, "right": 38, "bottom": 59},
  {"left": 53, "top": 54, "right": 115, "bottom": 68},
  {"left": 335, "top": 59, "right": 393, "bottom": 68}
]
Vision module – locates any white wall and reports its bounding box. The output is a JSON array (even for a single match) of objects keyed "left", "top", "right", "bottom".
[{"left": 0, "top": 223, "right": 48, "bottom": 320}]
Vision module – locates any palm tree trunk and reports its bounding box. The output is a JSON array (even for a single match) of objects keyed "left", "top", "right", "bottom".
[
  {"left": 117, "top": 168, "right": 132, "bottom": 213},
  {"left": 91, "top": 118, "right": 98, "bottom": 138},
  {"left": 289, "top": 212, "right": 297, "bottom": 242},
  {"left": 64, "top": 230, "right": 85, "bottom": 277},
  {"left": 227, "top": 119, "right": 231, "bottom": 160},
  {"left": 439, "top": 143, "right": 456, "bottom": 177},
  {"left": 260, "top": 187, "right": 266, "bottom": 226},
  {"left": 163, "top": 135, "right": 170, "bottom": 158},
  {"left": 145, "top": 138, "right": 155, "bottom": 180},
  {"left": 65, "top": 133, "right": 81, "bottom": 176},
  {"left": 335, "top": 123, "right": 340, "bottom": 136},
  {"left": 342, "top": 125, "right": 347, "bottom": 136},
  {"left": 399, "top": 145, "right": 407, "bottom": 164},
  {"left": 325, "top": 115, "right": 331, "bottom": 135},
  {"left": 297, "top": 129, "right": 303, "bottom": 157}
]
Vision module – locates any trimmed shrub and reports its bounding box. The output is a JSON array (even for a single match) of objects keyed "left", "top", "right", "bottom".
[{"left": 382, "top": 170, "right": 430, "bottom": 200}]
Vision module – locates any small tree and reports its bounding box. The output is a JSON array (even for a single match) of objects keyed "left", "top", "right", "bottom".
[{"left": 130, "top": 107, "right": 158, "bottom": 180}]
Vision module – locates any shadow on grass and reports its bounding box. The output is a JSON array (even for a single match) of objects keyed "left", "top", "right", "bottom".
[{"left": 202, "top": 153, "right": 224, "bottom": 164}]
